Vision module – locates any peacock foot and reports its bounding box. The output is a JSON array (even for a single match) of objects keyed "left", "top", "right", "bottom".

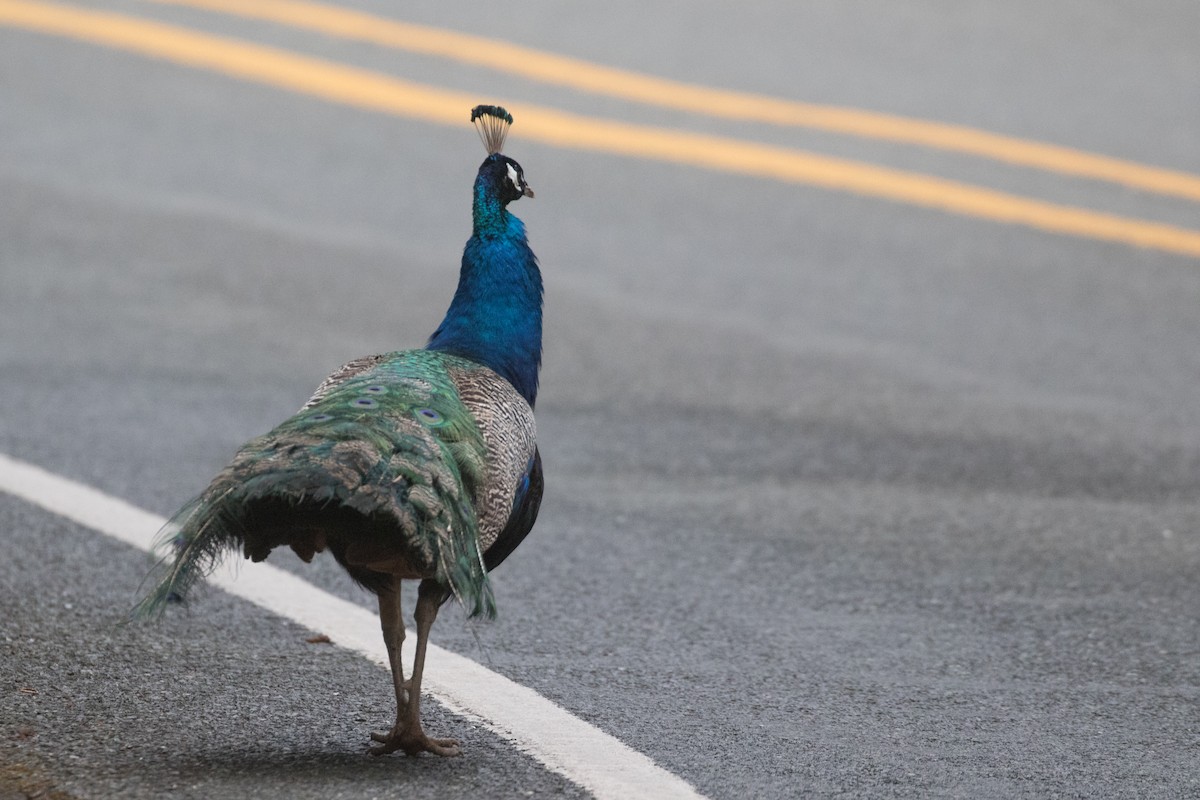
[{"left": 368, "top": 725, "right": 461, "bottom": 757}]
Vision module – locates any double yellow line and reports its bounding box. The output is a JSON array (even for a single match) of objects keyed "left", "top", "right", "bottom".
[
  {"left": 149, "top": 0, "right": 1200, "bottom": 206},
  {"left": 3, "top": 0, "right": 1199, "bottom": 258}
]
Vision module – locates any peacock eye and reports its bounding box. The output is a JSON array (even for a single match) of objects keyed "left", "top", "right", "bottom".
[
  {"left": 308, "top": 413, "right": 333, "bottom": 422},
  {"left": 351, "top": 397, "right": 378, "bottom": 409},
  {"left": 364, "top": 385, "right": 387, "bottom": 394},
  {"left": 415, "top": 408, "right": 444, "bottom": 425},
  {"left": 506, "top": 162, "right": 520, "bottom": 189}
]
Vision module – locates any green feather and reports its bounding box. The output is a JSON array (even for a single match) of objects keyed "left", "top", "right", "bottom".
[{"left": 133, "top": 350, "right": 497, "bottom": 621}]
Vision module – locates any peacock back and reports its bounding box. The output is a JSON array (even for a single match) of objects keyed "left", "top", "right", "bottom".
[{"left": 137, "top": 349, "right": 535, "bottom": 621}]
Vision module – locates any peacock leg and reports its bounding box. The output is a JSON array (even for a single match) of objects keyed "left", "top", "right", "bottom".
[
  {"left": 369, "top": 578, "right": 460, "bottom": 756},
  {"left": 368, "top": 578, "right": 410, "bottom": 755}
]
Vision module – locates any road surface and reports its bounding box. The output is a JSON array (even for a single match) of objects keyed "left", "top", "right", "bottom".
[{"left": 2, "top": 0, "right": 1199, "bottom": 797}]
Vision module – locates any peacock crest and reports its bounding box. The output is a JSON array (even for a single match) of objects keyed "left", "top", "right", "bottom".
[{"left": 471, "top": 104, "right": 514, "bottom": 155}]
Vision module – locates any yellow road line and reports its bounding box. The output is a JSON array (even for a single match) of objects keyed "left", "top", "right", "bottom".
[
  {"left": 146, "top": 0, "right": 1200, "bottom": 205},
  {"left": 2, "top": 0, "right": 1199, "bottom": 259}
]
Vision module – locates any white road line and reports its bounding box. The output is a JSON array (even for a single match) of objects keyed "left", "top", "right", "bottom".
[{"left": 0, "top": 452, "right": 707, "bottom": 800}]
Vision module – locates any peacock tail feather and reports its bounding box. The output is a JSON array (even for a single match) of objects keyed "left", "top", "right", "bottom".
[{"left": 134, "top": 350, "right": 498, "bottom": 621}]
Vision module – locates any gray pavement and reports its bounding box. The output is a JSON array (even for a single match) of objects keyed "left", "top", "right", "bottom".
[{"left": 3, "top": 1, "right": 1200, "bottom": 797}]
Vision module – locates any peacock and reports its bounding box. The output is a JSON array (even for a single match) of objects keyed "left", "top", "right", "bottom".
[{"left": 134, "top": 105, "right": 543, "bottom": 758}]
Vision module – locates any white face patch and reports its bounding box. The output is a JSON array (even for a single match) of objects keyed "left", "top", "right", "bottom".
[{"left": 506, "top": 162, "right": 521, "bottom": 191}]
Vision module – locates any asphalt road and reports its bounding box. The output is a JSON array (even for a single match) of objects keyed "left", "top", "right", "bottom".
[{"left": 3, "top": 1, "right": 1200, "bottom": 798}]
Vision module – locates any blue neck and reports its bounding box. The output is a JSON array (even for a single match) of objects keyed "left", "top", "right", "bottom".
[{"left": 426, "top": 175, "right": 543, "bottom": 407}]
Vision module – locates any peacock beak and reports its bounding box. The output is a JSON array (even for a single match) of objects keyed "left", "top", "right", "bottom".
[{"left": 522, "top": 184, "right": 535, "bottom": 199}]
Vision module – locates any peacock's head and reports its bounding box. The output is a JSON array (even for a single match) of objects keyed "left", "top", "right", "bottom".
[
  {"left": 471, "top": 104, "right": 534, "bottom": 204},
  {"left": 480, "top": 153, "right": 535, "bottom": 204}
]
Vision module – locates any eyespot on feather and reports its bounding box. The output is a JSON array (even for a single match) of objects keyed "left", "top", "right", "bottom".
[{"left": 415, "top": 408, "right": 445, "bottom": 425}]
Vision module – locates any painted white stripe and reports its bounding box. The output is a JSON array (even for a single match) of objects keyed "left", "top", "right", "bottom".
[{"left": 0, "top": 452, "right": 707, "bottom": 800}]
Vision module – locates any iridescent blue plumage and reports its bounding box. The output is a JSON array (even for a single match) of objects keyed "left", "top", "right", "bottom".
[
  {"left": 428, "top": 152, "right": 542, "bottom": 407},
  {"left": 134, "top": 106, "right": 543, "bottom": 758}
]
